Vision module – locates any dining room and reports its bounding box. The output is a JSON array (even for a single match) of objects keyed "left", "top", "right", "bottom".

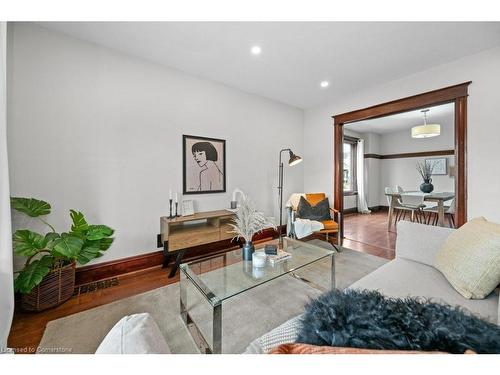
[{"left": 340, "top": 101, "right": 457, "bottom": 257}]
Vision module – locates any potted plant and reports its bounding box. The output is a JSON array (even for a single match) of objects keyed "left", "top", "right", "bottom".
[
  {"left": 416, "top": 161, "right": 435, "bottom": 193},
  {"left": 11, "top": 197, "right": 114, "bottom": 311},
  {"left": 229, "top": 195, "right": 275, "bottom": 261}
]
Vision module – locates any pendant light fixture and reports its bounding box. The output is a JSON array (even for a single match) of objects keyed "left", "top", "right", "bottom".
[{"left": 411, "top": 109, "right": 441, "bottom": 138}]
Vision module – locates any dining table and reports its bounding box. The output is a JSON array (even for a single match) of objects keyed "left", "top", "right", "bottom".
[{"left": 385, "top": 191, "right": 455, "bottom": 230}]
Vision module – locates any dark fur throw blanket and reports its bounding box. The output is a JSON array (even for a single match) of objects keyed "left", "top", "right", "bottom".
[{"left": 297, "top": 289, "right": 500, "bottom": 353}]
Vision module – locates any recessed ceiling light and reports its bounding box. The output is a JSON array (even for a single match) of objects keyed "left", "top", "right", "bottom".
[
  {"left": 320, "top": 81, "right": 329, "bottom": 88},
  {"left": 251, "top": 45, "right": 262, "bottom": 55}
]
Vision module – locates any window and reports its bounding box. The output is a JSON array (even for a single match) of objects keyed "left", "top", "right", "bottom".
[{"left": 343, "top": 136, "right": 357, "bottom": 194}]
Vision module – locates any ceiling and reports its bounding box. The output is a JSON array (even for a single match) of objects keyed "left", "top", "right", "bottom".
[
  {"left": 36, "top": 22, "right": 500, "bottom": 109},
  {"left": 345, "top": 102, "right": 454, "bottom": 135}
]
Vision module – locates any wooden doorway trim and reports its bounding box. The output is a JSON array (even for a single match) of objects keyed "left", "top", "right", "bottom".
[{"left": 333, "top": 82, "right": 471, "bottom": 237}]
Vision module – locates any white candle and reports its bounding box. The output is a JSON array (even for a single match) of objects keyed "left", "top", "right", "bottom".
[
  {"left": 175, "top": 193, "right": 178, "bottom": 203},
  {"left": 232, "top": 188, "right": 243, "bottom": 202},
  {"left": 169, "top": 189, "right": 172, "bottom": 200}
]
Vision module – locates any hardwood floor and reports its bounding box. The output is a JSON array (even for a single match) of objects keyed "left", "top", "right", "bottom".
[
  {"left": 342, "top": 209, "right": 454, "bottom": 259},
  {"left": 343, "top": 210, "right": 397, "bottom": 259},
  {"left": 8, "top": 223, "right": 399, "bottom": 353},
  {"left": 8, "top": 265, "right": 175, "bottom": 353}
]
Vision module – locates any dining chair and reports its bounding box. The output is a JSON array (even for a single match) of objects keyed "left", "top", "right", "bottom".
[
  {"left": 447, "top": 198, "right": 456, "bottom": 227},
  {"left": 424, "top": 198, "right": 455, "bottom": 228},
  {"left": 394, "top": 186, "right": 419, "bottom": 219},
  {"left": 385, "top": 187, "right": 412, "bottom": 223},
  {"left": 398, "top": 194, "right": 426, "bottom": 223},
  {"left": 397, "top": 187, "right": 433, "bottom": 209}
]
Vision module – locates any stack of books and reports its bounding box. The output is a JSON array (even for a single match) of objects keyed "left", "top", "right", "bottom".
[{"left": 268, "top": 250, "right": 292, "bottom": 266}]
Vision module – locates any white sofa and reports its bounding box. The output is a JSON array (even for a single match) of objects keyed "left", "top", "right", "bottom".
[{"left": 244, "top": 221, "right": 500, "bottom": 353}]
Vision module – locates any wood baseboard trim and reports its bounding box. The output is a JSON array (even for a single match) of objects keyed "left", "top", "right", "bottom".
[
  {"left": 75, "top": 226, "right": 285, "bottom": 285},
  {"left": 343, "top": 205, "right": 388, "bottom": 215},
  {"left": 75, "top": 251, "right": 164, "bottom": 285},
  {"left": 363, "top": 153, "right": 383, "bottom": 159},
  {"left": 343, "top": 207, "right": 358, "bottom": 215}
]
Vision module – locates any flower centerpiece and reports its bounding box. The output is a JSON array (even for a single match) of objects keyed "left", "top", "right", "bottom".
[
  {"left": 229, "top": 195, "right": 275, "bottom": 260},
  {"left": 416, "top": 161, "right": 435, "bottom": 193}
]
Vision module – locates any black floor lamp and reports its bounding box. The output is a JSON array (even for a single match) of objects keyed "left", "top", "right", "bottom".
[{"left": 278, "top": 148, "right": 302, "bottom": 248}]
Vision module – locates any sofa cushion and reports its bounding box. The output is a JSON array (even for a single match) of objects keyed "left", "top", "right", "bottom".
[
  {"left": 95, "top": 313, "right": 170, "bottom": 354},
  {"left": 243, "top": 316, "right": 301, "bottom": 354},
  {"left": 350, "top": 258, "right": 499, "bottom": 324},
  {"left": 434, "top": 217, "right": 500, "bottom": 299},
  {"left": 320, "top": 219, "right": 338, "bottom": 231},
  {"left": 305, "top": 193, "right": 328, "bottom": 206},
  {"left": 396, "top": 220, "right": 454, "bottom": 267},
  {"left": 297, "top": 196, "right": 331, "bottom": 221}
]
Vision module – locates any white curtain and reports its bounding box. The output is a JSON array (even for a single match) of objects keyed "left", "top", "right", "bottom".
[
  {"left": 356, "top": 139, "right": 371, "bottom": 214},
  {"left": 0, "top": 22, "right": 14, "bottom": 351}
]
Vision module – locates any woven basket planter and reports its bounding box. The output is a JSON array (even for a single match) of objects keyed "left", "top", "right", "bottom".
[{"left": 21, "top": 261, "right": 76, "bottom": 312}]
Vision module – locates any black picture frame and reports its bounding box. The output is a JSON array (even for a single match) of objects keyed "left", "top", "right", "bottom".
[{"left": 183, "top": 134, "right": 226, "bottom": 195}]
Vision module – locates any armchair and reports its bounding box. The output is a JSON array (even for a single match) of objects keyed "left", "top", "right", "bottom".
[{"left": 287, "top": 193, "right": 341, "bottom": 244}]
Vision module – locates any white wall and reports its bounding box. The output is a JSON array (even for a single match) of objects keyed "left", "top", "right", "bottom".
[
  {"left": 378, "top": 115, "right": 454, "bottom": 154},
  {"left": 379, "top": 155, "right": 455, "bottom": 205},
  {"left": 7, "top": 23, "right": 304, "bottom": 265},
  {"left": 377, "top": 114, "right": 455, "bottom": 205},
  {"left": 304, "top": 46, "right": 500, "bottom": 223},
  {"left": 0, "top": 21, "right": 14, "bottom": 352},
  {"left": 363, "top": 132, "right": 381, "bottom": 208}
]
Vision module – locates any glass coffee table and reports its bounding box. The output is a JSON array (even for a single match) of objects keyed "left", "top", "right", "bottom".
[{"left": 179, "top": 237, "right": 337, "bottom": 353}]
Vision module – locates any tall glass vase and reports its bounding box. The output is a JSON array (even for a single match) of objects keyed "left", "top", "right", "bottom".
[{"left": 242, "top": 241, "right": 255, "bottom": 261}]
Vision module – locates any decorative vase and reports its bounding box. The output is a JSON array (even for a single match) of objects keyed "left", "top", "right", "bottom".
[
  {"left": 242, "top": 241, "right": 255, "bottom": 261},
  {"left": 420, "top": 178, "right": 434, "bottom": 193}
]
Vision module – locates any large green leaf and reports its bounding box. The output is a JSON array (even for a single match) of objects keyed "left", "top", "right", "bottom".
[
  {"left": 44, "top": 232, "right": 60, "bottom": 250},
  {"left": 77, "top": 244, "right": 102, "bottom": 265},
  {"left": 12, "top": 230, "right": 47, "bottom": 256},
  {"left": 14, "top": 256, "right": 53, "bottom": 294},
  {"left": 99, "top": 237, "right": 114, "bottom": 250},
  {"left": 70, "top": 210, "right": 88, "bottom": 234},
  {"left": 77, "top": 237, "right": 114, "bottom": 264},
  {"left": 86, "top": 225, "right": 114, "bottom": 241},
  {"left": 51, "top": 233, "right": 83, "bottom": 260},
  {"left": 10, "top": 197, "right": 51, "bottom": 217}
]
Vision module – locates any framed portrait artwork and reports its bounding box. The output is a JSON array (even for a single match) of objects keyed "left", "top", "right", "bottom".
[
  {"left": 183, "top": 135, "right": 226, "bottom": 194},
  {"left": 426, "top": 157, "right": 447, "bottom": 175}
]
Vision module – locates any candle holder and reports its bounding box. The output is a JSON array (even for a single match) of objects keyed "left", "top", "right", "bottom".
[
  {"left": 169, "top": 199, "right": 173, "bottom": 219},
  {"left": 175, "top": 202, "right": 179, "bottom": 217}
]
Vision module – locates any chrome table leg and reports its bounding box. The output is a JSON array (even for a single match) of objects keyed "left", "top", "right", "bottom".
[{"left": 212, "top": 302, "right": 222, "bottom": 354}]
